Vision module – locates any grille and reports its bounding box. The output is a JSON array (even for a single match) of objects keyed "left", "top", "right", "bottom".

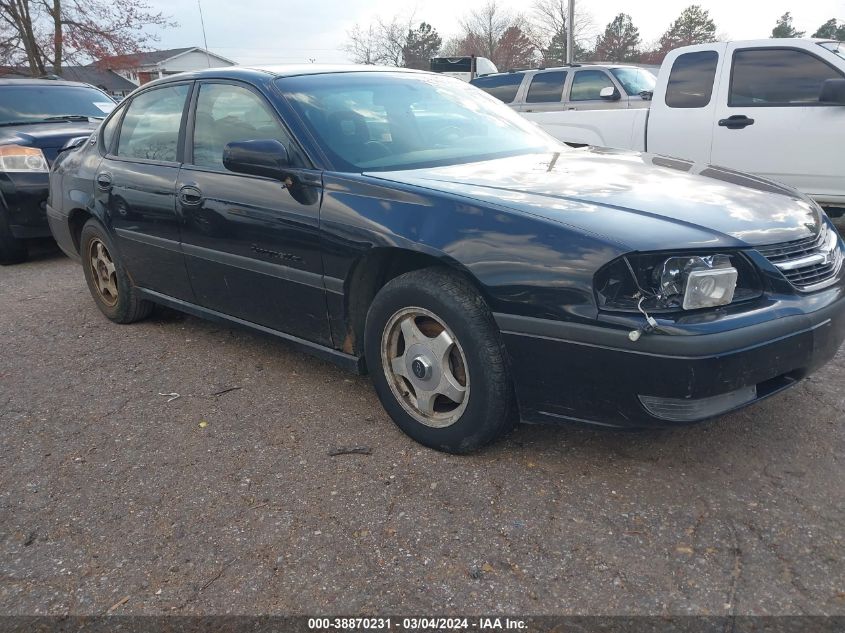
[{"left": 756, "top": 225, "right": 843, "bottom": 290}]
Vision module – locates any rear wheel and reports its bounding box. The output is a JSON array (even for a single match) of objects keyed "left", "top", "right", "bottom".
[
  {"left": 365, "top": 268, "right": 516, "bottom": 453},
  {"left": 0, "top": 208, "right": 28, "bottom": 265},
  {"left": 80, "top": 219, "right": 152, "bottom": 323}
]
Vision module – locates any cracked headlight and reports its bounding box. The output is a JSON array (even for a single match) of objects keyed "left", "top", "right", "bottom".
[{"left": 595, "top": 252, "right": 760, "bottom": 313}]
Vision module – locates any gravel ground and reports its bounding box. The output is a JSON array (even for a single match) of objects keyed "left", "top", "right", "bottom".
[{"left": 1, "top": 242, "right": 843, "bottom": 616}]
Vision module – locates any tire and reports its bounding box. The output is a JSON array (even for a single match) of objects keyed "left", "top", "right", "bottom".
[
  {"left": 0, "top": 207, "right": 28, "bottom": 265},
  {"left": 364, "top": 268, "right": 516, "bottom": 453},
  {"left": 80, "top": 218, "right": 153, "bottom": 323}
]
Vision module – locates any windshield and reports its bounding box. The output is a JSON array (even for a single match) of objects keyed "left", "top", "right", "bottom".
[
  {"left": 610, "top": 68, "right": 656, "bottom": 95},
  {"left": 819, "top": 41, "right": 845, "bottom": 61},
  {"left": 0, "top": 85, "right": 115, "bottom": 125},
  {"left": 276, "top": 72, "right": 556, "bottom": 172}
]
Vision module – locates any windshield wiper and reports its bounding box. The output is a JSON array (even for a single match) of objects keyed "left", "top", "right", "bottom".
[{"left": 43, "top": 114, "right": 104, "bottom": 122}]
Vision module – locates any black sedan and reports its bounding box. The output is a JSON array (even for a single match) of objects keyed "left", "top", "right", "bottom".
[
  {"left": 48, "top": 65, "right": 845, "bottom": 452},
  {"left": 0, "top": 78, "right": 115, "bottom": 263}
]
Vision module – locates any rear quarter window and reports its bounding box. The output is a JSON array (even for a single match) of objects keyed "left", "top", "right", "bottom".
[
  {"left": 470, "top": 73, "right": 524, "bottom": 103},
  {"left": 665, "top": 51, "right": 719, "bottom": 108}
]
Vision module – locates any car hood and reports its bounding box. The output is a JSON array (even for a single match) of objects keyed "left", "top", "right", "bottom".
[
  {"left": 365, "top": 148, "right": 822, "bottom": 250},
  {"left": 0, "top": 121, "right": 98, "bottom": 163}
]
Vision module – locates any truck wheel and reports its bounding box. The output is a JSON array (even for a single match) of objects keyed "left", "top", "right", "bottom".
[
  {"left": 364, "top": 268, "right": 516, "bottom": 453},
  {"left": 0, "top": 208, "right": 28, "bottom": 265},
  {"left": 80, "top": 218, "right": 153, "bottom": 323}
]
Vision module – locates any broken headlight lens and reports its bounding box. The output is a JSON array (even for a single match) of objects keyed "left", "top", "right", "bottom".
[
  {"left": 595, "top": 252, "right": 760, "bottom": 313},
  {"left": 659, "top": 255, "right": 737, "bottom": 310}
]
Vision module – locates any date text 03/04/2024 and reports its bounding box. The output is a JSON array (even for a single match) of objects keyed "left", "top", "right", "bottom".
[{"left": 307, "top": 617, "right": 528, "bottom": 630}]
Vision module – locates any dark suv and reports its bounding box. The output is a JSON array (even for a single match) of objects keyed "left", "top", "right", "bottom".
[{"left": 0, "top": 78, "right": 115, "bottom": 263}]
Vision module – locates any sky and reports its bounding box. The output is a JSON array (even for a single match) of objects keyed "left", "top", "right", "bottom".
[{"left": 148, "top": 0, "right": 845, "bottom": 65}]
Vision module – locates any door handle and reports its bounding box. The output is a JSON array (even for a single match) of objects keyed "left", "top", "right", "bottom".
[
  {"left": 718, "top": 115, "right": 755, "bottom": 129},
  {"left": 178, "top": 185, "right": 203, "bottom": 206},
  {"left": 95, "top": 172, "right": 112, "bottom": 190}
]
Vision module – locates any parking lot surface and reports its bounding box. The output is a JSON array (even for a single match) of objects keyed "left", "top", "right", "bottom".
[{"left": 1, "top": 243, "right": 844, "bottom": 616}]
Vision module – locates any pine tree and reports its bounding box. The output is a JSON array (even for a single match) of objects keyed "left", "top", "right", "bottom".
[
  {"left": 659, "top": 5, "right": 716, "bottom": 50},
  {"left": 771, "top": 12, "right": 804, "bottom": 38},
  {"left": 402, "top": 23, "right": 442, "bottom": 70},
  {"left": 594, "top": 13, "right": 641, "bottom": 62},
  {"left": 812, "top": 18, "right": 845, "bottom": 40}
]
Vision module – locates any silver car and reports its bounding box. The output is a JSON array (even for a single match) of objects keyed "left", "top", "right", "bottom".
[{"left": 470, "top": 64, "right": 656, "bottom": 113}]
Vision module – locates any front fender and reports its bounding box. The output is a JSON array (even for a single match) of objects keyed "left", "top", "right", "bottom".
[{"left": 319, "top": 173, "right": 625, "bottom": 324}]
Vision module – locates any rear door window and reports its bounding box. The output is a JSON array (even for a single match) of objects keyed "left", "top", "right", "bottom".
[
  {"left": 117, "top": 84, "right": 189, "bottom": 162},
  {"left": 470, "top": 73, "right": 524, "bottom": 103},
  {"left": 665, "top": 51, "right": 719, "bottom": 108},
  {"left": 526, "top": 71, "right": 568, "bottom": 103}
]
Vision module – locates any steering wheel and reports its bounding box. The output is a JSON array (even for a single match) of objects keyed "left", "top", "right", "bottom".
[
  {"left": 363, "top": 140, "right": 391, "bottom": 159},
  {"left": 433, "top": 125, "right": 466, "bottom": 145}
]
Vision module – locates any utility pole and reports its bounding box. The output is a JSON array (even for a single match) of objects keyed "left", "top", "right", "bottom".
[
  {"left": 566, "top": 0, "right": 575, "bottom": 64},
  {"left": 197, "top": 0, "right": 212, "bottom": 67}
]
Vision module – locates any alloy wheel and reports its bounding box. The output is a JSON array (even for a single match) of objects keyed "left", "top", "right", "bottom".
[
  {"left": 380, "top": 307, "right": 470, "bottom": 428},
  {"left": 88, "top": 238, "right": 119, "bottom": 307}
]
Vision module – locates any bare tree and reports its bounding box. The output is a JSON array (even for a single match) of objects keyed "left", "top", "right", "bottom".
[
  {"left": 461, "top": 1, "right": 514, "bottom": 61},
  {"left": 375, "top": 15, "right": 410, "bottom": 66},
  {"left": 531, "top": 0, "right": 595, "bottom": 62},
  {"left": 454, "top": 1, "right": 541, "bottom": 68},
  {"left": 0, "top": 0, "right": 173, "bottom": 75},
  {"left": 344, "top": 23, "right": 379, "bottom": 65},
  {"left": 343, "top": 13, "right": 415, "bottom": 66}
]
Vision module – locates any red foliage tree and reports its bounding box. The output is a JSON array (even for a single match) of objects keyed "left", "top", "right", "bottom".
[{"left": 0, "top": 0, "right": 173, "bottom": 75}]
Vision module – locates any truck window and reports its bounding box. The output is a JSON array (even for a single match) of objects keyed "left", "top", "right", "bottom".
[
  {"left": 470, "top": 73, "right": 524, "bottom": 103},
  {"left": 526, "top": 71, "right": 568, "bottom": 103},
  {"left": 570, "top": 70, "right": 615, "bottom": 101},
  {"left": 729, "top": 48, "right": 843, "bottom": 106},
  {"left": 665, "top": 51, "right": 718, "bottom": 108}
]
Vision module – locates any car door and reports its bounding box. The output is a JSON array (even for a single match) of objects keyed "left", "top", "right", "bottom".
[
  {"left": 176, "top": 80, "right": 331, "bottom": 345},
  {"left": 96, "top": 81, "right": 194, "bottom": 300},
  {"left": 565, "top": 69, "right": 621, "bottom": 111},
  {"left": 646, "top": 46, "right": 725, "bottom": 164},
  {"left": 710, "top": 44, "right": 845, "bottom": 200},
  {"left": 519, "top": 70, "right": 568, "bottom": 113}
]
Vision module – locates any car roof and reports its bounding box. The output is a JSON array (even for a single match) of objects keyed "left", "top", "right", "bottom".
[
  {"left": 474, "top": 63, "right": 644, "bottom": 79},
  {"left": 138, "top": 64, "right": 426, "bottom": 89},
  {"left": 0, "top": 77, "right": 96, "bottom": 87}
]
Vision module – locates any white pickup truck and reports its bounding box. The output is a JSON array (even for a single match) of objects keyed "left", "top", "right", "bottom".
[{"left": 525, "top": 39, "right": 845, "bottom": 213}]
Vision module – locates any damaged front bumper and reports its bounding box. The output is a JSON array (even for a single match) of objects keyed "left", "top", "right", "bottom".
[{"left": 495, "top": 286, "right": 845, "bottom": 428}]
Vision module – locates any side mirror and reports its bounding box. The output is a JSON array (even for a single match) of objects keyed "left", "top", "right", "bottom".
[
  {"left": 820, "top": 78, "right": 845, "bottom": 105},
  {"left": 223, "top": 139, "right": 290, "bottom": 180},
  {"left": 599, "top": 86, "right": 621, "bottom": 101}
]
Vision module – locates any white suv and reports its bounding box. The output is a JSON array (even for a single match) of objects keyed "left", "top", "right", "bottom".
[{"left": 470, "top": 64, "right": 656, "bottom": 113}]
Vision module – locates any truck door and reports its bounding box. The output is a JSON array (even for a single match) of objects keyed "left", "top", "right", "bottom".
[
  {"left": 710, "top": 43, "right": 845, "bottom": 203},
  {"left": 646, "top": 44, "right": 726, "bottom": 163}
]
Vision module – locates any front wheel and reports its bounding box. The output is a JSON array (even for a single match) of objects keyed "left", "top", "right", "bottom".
[{"left": 365, "top": 268, "right": 516, "bottom": 453}]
